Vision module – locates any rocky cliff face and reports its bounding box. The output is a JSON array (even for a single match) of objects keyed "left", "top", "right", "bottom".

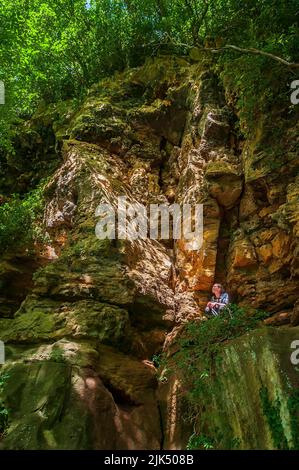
[{"left": 0, "top": 55, "right": 298, "bottom": 449}]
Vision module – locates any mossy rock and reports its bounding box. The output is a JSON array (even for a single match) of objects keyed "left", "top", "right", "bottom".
[
  {"left": 0, "top": 298, "right": 130, "bottom": 346},
  {"left": 191, "top": 326, "right": 299, "bottom": 449}
]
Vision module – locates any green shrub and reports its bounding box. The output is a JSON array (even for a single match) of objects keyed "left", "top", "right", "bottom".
[
  {"left": 175, "top": 304, "right": 268, "bottom": 395},
  {"left": 187, "top": 432, "right": 214, "bottom": 450},
  {"left": 49, "top": 346, "right": 66, "bottom": 363},
  {"left": 287, "top": 390, "right": 299, "bottom": 450},
  {"left": 0, "top": 373, "right": 9, "bottom": 437},
  {"left": 166, "top": 304, "right": 269, "bottom": 448},
  {"left": 0, "top": 182, "right": 47, "bottom": 252}
]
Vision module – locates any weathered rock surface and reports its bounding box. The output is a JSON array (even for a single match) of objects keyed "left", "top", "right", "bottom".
[
  {"left": 164, "top": 327, "right": 299, "bottom": 450},
  {"left": 1, "top": 341, "right": 161, "bottom": 450}
]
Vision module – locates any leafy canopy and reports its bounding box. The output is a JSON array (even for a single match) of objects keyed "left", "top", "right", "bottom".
[{"left": 0, "top": 0, "right": 298, "bottom": 147}]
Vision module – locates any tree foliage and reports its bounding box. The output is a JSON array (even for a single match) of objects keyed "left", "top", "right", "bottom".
[
  {"left": 0, "top": 0, "right": 298, "bottom": 147},
  {"left": 0, "top": 182, "right": 46, "bottom": 251}
]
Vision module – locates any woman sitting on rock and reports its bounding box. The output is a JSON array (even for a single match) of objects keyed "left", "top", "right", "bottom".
[{"left": 205, "top": 283, "right": 229, "bottom": 318}]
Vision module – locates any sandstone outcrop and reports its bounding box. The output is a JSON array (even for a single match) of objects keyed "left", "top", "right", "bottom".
[{"left": 0, "top": 55, "right": 298, "bottom": 449}]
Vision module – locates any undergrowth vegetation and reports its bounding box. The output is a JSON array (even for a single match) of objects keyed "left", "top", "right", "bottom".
[
  {"left": 160, "top": 304, "right": 271, "bottom": 449},
  {"left": 0, "top": 373, "right": 9, "bottom": 439},
  {"left": 0, "top": 181, "right": 48, "bottom": 252}
]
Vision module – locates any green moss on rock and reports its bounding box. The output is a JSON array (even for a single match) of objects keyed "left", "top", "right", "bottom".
[{"left": 185, "top": 327, "right": 299, "bottom": 449}]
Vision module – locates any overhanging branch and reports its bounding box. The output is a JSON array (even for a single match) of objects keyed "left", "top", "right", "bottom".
[
  {"left": 205, "top": 44, "right": 299, "bottom": 68},
  {"left": 158, "top": 35, "right": 299, "bottom": 69}
]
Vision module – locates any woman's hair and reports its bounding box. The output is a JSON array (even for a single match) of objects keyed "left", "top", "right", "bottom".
[{"left": 213, "top": 283, "right": 224, "bottom": 293}]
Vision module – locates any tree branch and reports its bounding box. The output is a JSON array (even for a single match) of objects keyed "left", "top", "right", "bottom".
[
  {"left": 207, "top": 44, "right": 299, "bottom": 68},
  {"left": 160, "top": 36, "right": 299, "bottom": 68},
  {"left": 183, "top": 0, "right": 210, "bottom": 44}
]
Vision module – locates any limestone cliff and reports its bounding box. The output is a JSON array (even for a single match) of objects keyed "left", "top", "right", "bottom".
[{"left": 0, "top": 55, "right": 298, "bottom": 450}]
